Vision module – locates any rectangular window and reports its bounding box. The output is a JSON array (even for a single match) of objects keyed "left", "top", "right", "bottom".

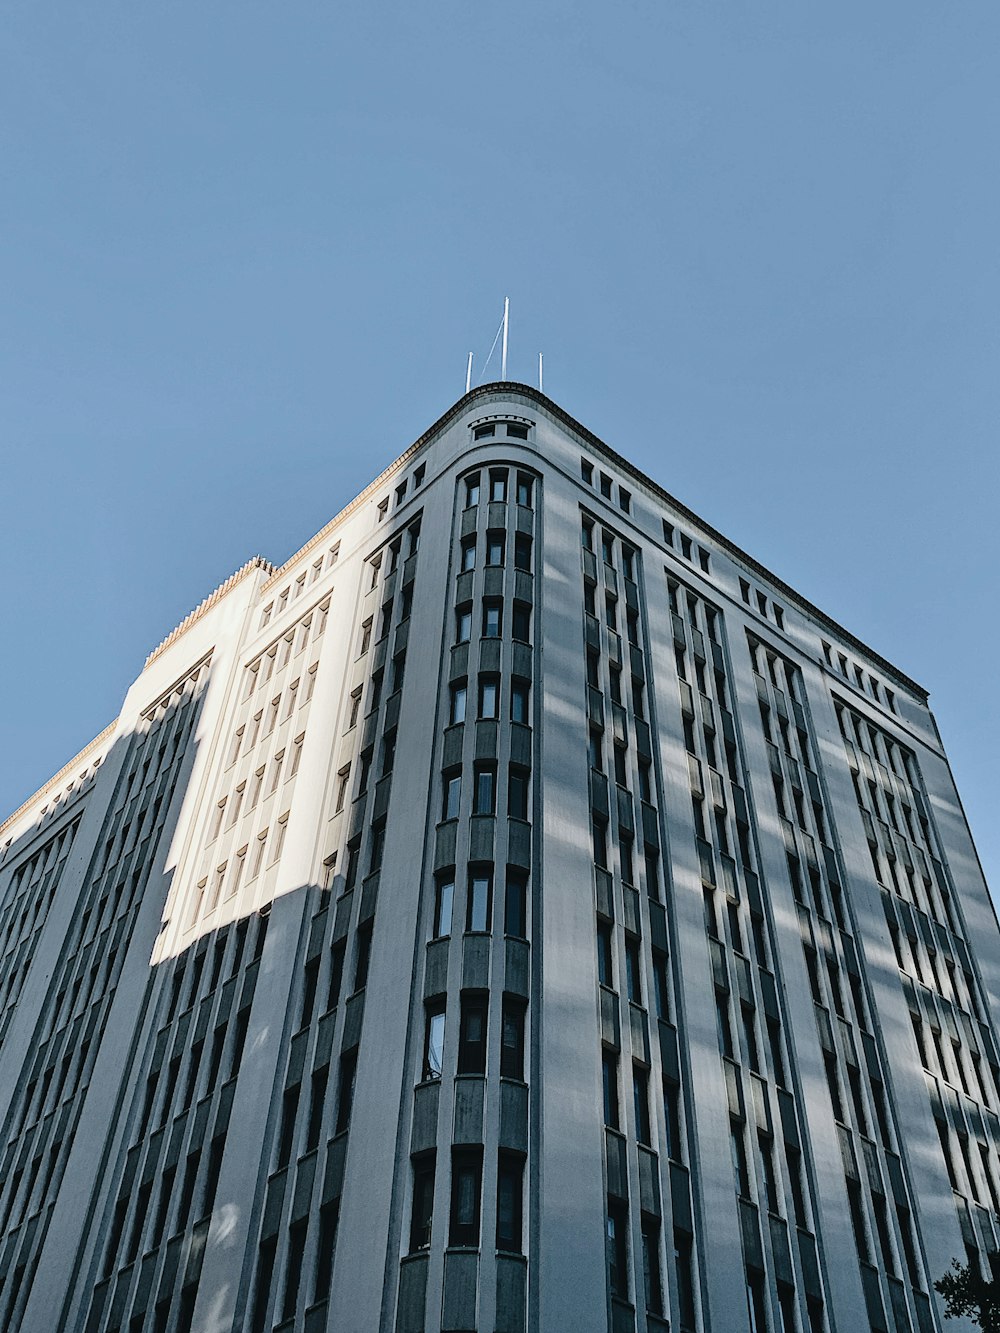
[
  {"left": 413, "top": 463, "right": 426, "bottom": 487},
  {"left": 434, "top": 875, "right": 454, "bottom": 938},
  {"left": 581, "top": 459, "right": 594, "bottom": 484},
  {"left": 457, "top": 995, "right": 488, "bottom": 1073},
  {"left": 698, "top": 547, "right": 710, "bottom": 573},
  {"left": 486, "top": 532, "right": 505, "bottom": 566},
  {"left": 482, "top": 599, "right": 502, "bottom": 637},
  {"left": 642, "top": 1217, "right": 663, "bottom": 1316},
  {"left": 490, "top": 469, "right": 507, "bottom": 502},
  {"left": 473, "top": 765, "right": 496, "bottom": 815},
  {"left": 465, "top": 473, "right": 481, "bottom": 507},
  {"left": 508, "top": 766, "right": 529, "bottom": 821},
  {"left": 625, "top": 937, "right": 642, "bottom": 1004},
  {"left": 510, "top": 679, "right": 530, "bottom": 724},
  {"left": 335, "top": 1049, "right": 357, "bottom": 1134},
  {"left": 511, "top": 601, "right": 531, "bottom": 643},
  {"left": 633, "top": 1065, "right": 651, "bottom": 1144},
  {"left": 500, "top": 999, "right": 526, "bottom": 1080},
  {"left": 606, "top": 1201, "right": 629, "bottom": 1297},
  {"left": 461, "top": 536, "right": 476, "bottom": 571},
  {"left": 455, "top": 605, "right": 472, "bottom": 643},
  {"left": 449, "top": 1149, "right": 483, "bottom": 1246},
  {"left": 504, "top": 870, "right": 527, "bottom": 938},
  {"left": 514, "top": 533, "right": 532, "bottom": 571},
  {"left": 497, "top": 1152, "right": 524, "bottom": 1252},
  {"left": 353, "top": 922, "right": 372, "bottom": 991},
  {"left": 467, "top": 871, "right": 492, "bottom": 933},
  {"left": 603, "top": 1050, "right": 620, "bottom": 1128},
  {"left": 409, "top": 1155, "right": 435, "bottom": 1252},
  {"left": 619, "top": 487, "right": 631, "bottom": 514},
  {"left": 423, "top": 1003, "right": 446, "bottom": 1081},
  {"left": 442, "top": 770, "right": 462, "bottom": 821},
  {"left": 449, "top": 682, "right": 467, "bottom": 725},
  {"left": 478, "top": 677, "right": 499, "bottom": 719},
  {"left": 334, "top": 765, "right": 351, "bottom": 813},
  {"left": 516, "top": 473, "right": 533, "bottom": 506},
  {"left": 600, "top": 473, "right": 613, "bottom": 499}
]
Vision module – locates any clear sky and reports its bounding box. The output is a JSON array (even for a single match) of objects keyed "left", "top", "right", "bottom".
[{"left": 2, "top": 3, "right": 997, "bottom": 897}]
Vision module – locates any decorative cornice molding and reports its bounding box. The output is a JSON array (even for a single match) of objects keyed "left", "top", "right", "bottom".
[
  {"left": 0, "top": 721, "right": 117, "bottom": 841},
  {"left": 143, "top": 557, "right": 275, "bottom": 669}
]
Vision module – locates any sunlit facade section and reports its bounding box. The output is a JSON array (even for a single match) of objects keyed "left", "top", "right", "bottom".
[{"left": 0, "top": 384, "right": 996, "bottom": 1333}]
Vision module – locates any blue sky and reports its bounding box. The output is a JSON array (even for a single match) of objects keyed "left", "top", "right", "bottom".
[{"left": 2, "top": 3, "right": 997, "bottom": 896}]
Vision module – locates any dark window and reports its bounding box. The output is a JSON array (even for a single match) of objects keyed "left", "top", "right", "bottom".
[
  {"left": 306, "top": 1064, "right": 329, "bottom": 1151},
  {"left": 633, "top": 1065, "right": 651, "bottom": 1144},
  {"left": 458, "top": 994, "right": 488, "bottom": 1074},
  {"left": 662, "top": 519, "right": 674, "bottom": 546},
  {"left": 581, "top": 459, "right": 594, "bottom": 484},
  {"left": 664, "top": 1078, "right": 682, "bottom": 1160},
  {"left": 606, "top": 1200, "right": 629, "bottom": 1297},
  {"left": 625, "top": 937, "right": 642, "bottom": 1004},
  {"left": 508, "top": 766, "right": 529, "bottom": 821},
  {"left": 516, "top": 473, "right": 533, "bottom": 506},
  {"left": 680, "top": 534, "right": 692, "bottom": 560},
  {"left": 353, "top": 922, "right": 372, "bottom": 991},
  {"left": 598, "top": 921, "right": 614, "bottom": 988},
  {"left": 603, "top": 1051, "right": 620, "bottom": 1128},
  {"left": 465, "top": 474, "right": 481, "bottom": 507},
  {"left": 600, "top": 473, "right": 613, "bottom": 499},
  {"left": 450, "top": 1149, "right": 483, "bottom": 1246},
  {"left": 449, "top": 683, "right": 467, "bottom": 725},
  {"left": 619, "top": 487, "right": 632, "bottom": 514},
  {"left": 409, "top": 1155, "right": 435, "bottom": 1251},
  {"left": 490, "top": 470, "right": 508, "bottom": 502},
  {"left": 335, "top": 1050, "right": 357, "bottom": 1134},
  {"left": 497, "top": 1152, "right": 524, "bottom": 1251},
  {"left": 504, "top": 871, "right": 528, "bottom": 938},
  {"left": 512, "top": 601, "right": 531, "bottom": 642},
  {"left": 501, "top": 999, "right": 526, "bottom": 1080},
  {"left": 507, "top": 422, "right": 529, "bottom": 440},
  {"left": 511, "top": 678, "right": 530, "bottom": 724},
  {"left": 327, "top": 941, "right": 346, "bottom": 1011},
  {"left": 455, "top": 605, "right": 472, "bottom": 643},
  {"left": 461, "top": 536, "right": 476, "bottom": 571},
  {"left": 698, "top": 547, "right": 710, "bottom": 573},
  {"left": 479, "top": 677, "right": 499, "bottom": 719},
  {"left": 514, "top": 533, "right": 532, "bottom": 570},
  {"left": 314, "top": 1199, "right": 340, "bottom": 1300},
  {"left": 474, "top": 423, "right": 495, "bottom": 439},
  {"left": 642, "top": 1216, "right": 663, "bottom": 1316}
]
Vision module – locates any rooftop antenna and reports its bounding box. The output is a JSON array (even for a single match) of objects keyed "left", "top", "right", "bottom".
[
  {"left": 465, "top": 352, "right": 473, "bottom": 394},
  {"left": 501, "top": 297, "right": 509, "bottom": 380},
  {"left": 538, "top": 353, "right": 544, "bottom": 393}
]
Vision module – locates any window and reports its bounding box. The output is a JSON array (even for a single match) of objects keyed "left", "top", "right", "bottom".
[
  {"left": 442, "top": 770, "right": 462, "bottom": 821},
  {"left": 449, "top": 682, "right": 467, "bottom": 725},
  {"left": 457, "top": 994, "right": 488, "bottom": 1073},
  {"left": 486, "top": 532, "right": 505, "bottom": 566},
  {"left": 662, "top": 519, "right": 674, "bottom": 546},
  {"left": 600, "top": 473, "right": 613, "bottom": 499},
  {"left": 482, "top": 599, "right": 502, "bottom": 637},
  {"left": 514, "top": 533, "right": 532, "bottom": 571},
  {"left": 449, "top": 1149, "right": 483, "bottom": 1246},
  {"left": 507, "top": 421, "right": 529, "bottom": 439},
  {"left": 423, "top": 1003, "right": 446, "bottom": 1081},
  {"left": 358, "top": 618, "right": 373, "bottom": 656},
  {"left": 467, "top": 870, "right": 492, "bottom": 933},
  {"left": 354, "top": 922, "right": 373, "bottom": 991},
  {"left": 478, "top": 677, "right": 499, "bottom": 719},
  {"left": 581, "top": 458, "right": 594, "bottom": 484},
  {"left": 500, "top": 1000, "right": 526, "bottom": 1080},
  {"left": 698, "top": 547, "right": 710, "bottom": 573},
  {"left": 607, "top": 1202, "right": 629, "bottom": 1298},
  {"left": 334, "top": 765, "right": 351, "bottom": 813},
  {"left": 455, "top": 605, "right": 472, "bottom": 643},
  {"left": 516, "top": 473, "right": 533, "bottom": 506},
  {"left": 600, "top": 927, "right": 616, "bottom": 991},
  {"left": 497, "top": 1153, "right": 524, "bottom": 1252},
  {"left": 433, "top": 875, "right": 454, "bottom": 938},
  {"left": 414, "top": 463, "right": 426, "bottom": 487},
  {"left": 490, "top": 470, "right": 507, "bottom": 502},
  {"left": 602, "top": 1052, "right": 620, "bottom": 1129},
  {"left": 473, "top": 423, "right": 495, "bottom": 439},
  {"left": 641, "top": 1217, "right": 663, "bottom": 1316},
  {"left": 508, "top": 766, "right": 529, "bottom": 821},
  {"left": 465, "top": 474, "right": 481, "bottom": 507},
  {"left": 460, "top": 536, "right": 476, "bottom": 571},
  {"left": 348, "top": 688, "right": 362, "bottom": 729},
  {"left": 774, "top": 604, "right": 785, "bottom": 630},
  {"left": 511, "top": 601, "right": 531, "bottom": 642},
  {"left": 409, "top": 1155, "right": 435, "bottom": 1251},
  {"left": 625, "top": 937, "right": 642, "bottom": 1004},
  {"left": 633, "top": 1065, "right": 651, "bottom": 1144},
  {"left": 473, "top": 765, "right": 496, "bottom": 815},
  {"left": 680, "top": 534, "right": 692, "bottom": 560},
  {"left": 504, "top": 870, "right": 527, "bottom": 939},
  {"left": 377, "top": 497, "right": 389, "bottom": 522},
  {"left": 328, "top": 542, "right": 341, "bottom": 568},
  {"left": 335, "top": 1049, "right": 357, "bottom": 1133},
  {"left": 511, "top": 679, "right": 530, "bottom": 724},
  {"left": 395, "top": 480, "right": 407, "bottom": 507},
  {"left": 619, "top": 487, "right": 631, "bottom": 514}
]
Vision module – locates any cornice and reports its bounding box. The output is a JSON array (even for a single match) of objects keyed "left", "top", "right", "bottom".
[
  {"left": 144, "top": 556, "right": 275, "bottom": 669},
  {"left": 0, "top": 721, "right": 116, "bottom": 841}
]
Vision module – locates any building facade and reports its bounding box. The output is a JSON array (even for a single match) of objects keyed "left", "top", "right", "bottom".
[{"left": 0, "top": 384, "right": 997, "bottom": 1333}]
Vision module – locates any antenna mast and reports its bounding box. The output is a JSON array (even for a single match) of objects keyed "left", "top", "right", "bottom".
[
  {"left": 465, "top": 353, "right": 473, "bottom": 394},
  {"left": 501, "top": 297, "right": 509, "bottom": 380},
  {"left": 538, "top": 353, "right": 543, "bottom": 392}
]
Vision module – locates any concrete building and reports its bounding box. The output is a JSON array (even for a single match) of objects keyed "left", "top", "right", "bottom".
[{"left": 0, "top": 384, "right": 997, "bottom": 1333}]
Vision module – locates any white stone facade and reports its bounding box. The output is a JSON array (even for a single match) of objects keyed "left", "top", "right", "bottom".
[{"left": 0, "top": 385, "right": 994, "bottom": 1333}]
